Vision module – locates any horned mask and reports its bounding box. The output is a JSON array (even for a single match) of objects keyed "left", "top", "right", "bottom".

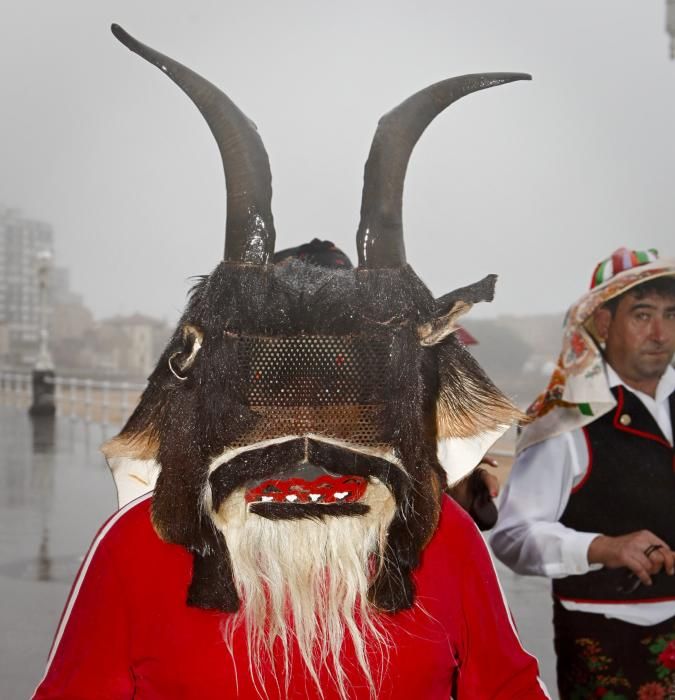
[{"left": 104, "top": 24, "right": 528, "bottom": 696}]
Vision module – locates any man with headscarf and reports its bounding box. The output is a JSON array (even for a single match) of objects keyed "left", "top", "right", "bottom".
[{"left": 491, "top": 248, "right": 675, "bottom": 699}]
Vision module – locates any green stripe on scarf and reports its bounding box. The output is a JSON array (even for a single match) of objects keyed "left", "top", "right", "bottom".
[
  {"left": 578, "top": 403, "right": 593, "bottom": 416},
  {"left": 595, "top": 260, "right": 608, "bottom": 286}
]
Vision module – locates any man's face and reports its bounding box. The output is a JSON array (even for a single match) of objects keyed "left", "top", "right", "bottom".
[{"left": 602, "top": 291, "right": 675, "bottom": 385}]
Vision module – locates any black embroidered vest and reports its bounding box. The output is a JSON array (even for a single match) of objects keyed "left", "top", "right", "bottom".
[{"left": 553, "top": 385, "right": 675, "bottom": 603}]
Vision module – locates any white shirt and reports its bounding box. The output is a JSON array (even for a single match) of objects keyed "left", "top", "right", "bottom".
[{"left": 490, "top": 364, "right": 675, "bottom": 626}]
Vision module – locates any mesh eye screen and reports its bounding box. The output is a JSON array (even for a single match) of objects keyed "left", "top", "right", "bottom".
[{"left": 237, "top": 334, "right": 392, "bottom": 407}]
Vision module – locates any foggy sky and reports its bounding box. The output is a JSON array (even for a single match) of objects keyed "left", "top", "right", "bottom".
[{"left": 1, "top": 0, "right": 673, "bottom": 325}]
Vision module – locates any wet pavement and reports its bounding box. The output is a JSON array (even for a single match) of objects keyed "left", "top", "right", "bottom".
[{"left": 0, "top": 405, "right": 558, "bottom": 699}]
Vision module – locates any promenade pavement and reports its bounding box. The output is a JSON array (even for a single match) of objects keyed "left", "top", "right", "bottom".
[{"left": 0, "top": 406, "right": 557, "bottom": 699}]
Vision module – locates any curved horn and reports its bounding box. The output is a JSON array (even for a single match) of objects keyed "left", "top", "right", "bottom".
[
  {"left": 111, "top": 24, "right": 275, "bottom": 264},
  {"left": 356, "top": 73, "right": 531, "bottom": 269}
]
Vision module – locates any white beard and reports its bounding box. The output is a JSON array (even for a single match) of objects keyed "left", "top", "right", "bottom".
[{"left": 210, "top": 481, "right": 396, "bottom": 700}]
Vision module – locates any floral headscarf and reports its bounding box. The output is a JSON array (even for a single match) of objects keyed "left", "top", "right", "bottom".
[{"left": 517, "top": 248, "right": 675, "bottom": 453}]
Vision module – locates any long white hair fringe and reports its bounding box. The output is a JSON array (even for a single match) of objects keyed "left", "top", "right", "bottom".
[{"left": 215, "top": 484, "right": 396, "bottom": 700}]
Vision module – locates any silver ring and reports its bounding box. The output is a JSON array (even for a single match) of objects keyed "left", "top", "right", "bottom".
[
  {"left": 168, "top": 352, "right": 188, "bottom": 381},
  {"left": 644, "top": 544, "right": 662, "bottom": 557}
]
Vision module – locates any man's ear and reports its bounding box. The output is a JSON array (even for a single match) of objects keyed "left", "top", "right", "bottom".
[
  {"left": 418, "top": 275, "right": 497, "bottom": 347},
  {"left": 168, "top": 324, "right": 203, "bottom": 380},
  {"left": 591, "top": 306, "right": 612, "bottom": 343}
]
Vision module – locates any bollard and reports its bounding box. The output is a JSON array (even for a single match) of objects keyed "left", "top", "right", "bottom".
[{"left": 29, "top": 369, "right": 56, "bottom": 417}]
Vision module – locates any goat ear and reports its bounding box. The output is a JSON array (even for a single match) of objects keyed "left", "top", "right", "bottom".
[
  {"left": 418, "top": 274, "right": 497, "bottom": 346},
  {"left": 168, "top": 324, "right": 204, "bottom": 379},
  {"left": 435, "top": 337, "right": 523, "bottom": 440}
]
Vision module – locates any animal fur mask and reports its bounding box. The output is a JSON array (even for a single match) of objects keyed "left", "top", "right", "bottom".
[{"left": 105, "top": 23, "right": 526, "bottom": 646}]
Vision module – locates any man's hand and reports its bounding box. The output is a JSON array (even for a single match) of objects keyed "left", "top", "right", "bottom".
[
  {"left": 447, "top": 457, "right": 500, "bottom": 530},
  {"left": 478, "top": 456, "right": 500, "bottom": 499},
  {"left": 449, "top": 457, "right": 500, "bottom": 510},
  {"left": 588, "top": 530, "right": 675, "bottom": 586}
]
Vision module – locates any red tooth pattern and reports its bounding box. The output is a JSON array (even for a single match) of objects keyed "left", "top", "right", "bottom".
[{"left": 245, "top": 475, "right": 367, "bottom": 504}]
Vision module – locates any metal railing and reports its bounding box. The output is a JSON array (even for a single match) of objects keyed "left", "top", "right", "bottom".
[
  {"left": 0, "top": 370, "right": 518, "bottom": 463},
  {"left": 0, "top": 371, "right": 146, "bottom": 427}
]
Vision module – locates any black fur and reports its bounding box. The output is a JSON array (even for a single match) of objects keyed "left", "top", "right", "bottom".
[
  {"left": 436, "top": 335, "right": 519, "bottom": 438},
  {"left": 187, "top": 528, "right": 240, "bottom": 611},
  {"left": 117, "top": 260, "right": 510, "bottom": 613},
  {"left": 433, "top": 274, "right": 497, "bottom": 315},
  {"left": 210, "top": 440, "right": 306, "bottom": 511},
  {"left": 249, "top": 502, "right": 370, "bottom": 520}
]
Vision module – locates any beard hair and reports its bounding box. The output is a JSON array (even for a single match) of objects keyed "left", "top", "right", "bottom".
[{"left": 212, "top": 481, "right": 396, "bottom": 700}]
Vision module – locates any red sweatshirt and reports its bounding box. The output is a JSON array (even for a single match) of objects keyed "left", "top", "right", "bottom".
[{"left": 33, "top": 495, "right": 549, "bottom": 699}]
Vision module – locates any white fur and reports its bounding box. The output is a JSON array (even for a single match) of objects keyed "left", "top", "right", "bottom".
[
  {"left": 211, "top": 481, "right": 396, "bottom": 700},
  {"left": 106, "top": 455, "right": 160, "bottom": 508},
  {"left": 207, "top": 433, "right": 405, "bottom": 476}
]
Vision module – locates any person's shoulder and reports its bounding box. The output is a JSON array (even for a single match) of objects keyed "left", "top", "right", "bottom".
[
  {"left": 90, "top": 493, "right": 158, "bottom": 553},
  {"left": 516, "top": 428, "right": 581, "bottom": 463},
  {"left": 439, "top": 493, "right": 475, "bottom": 527},
  {"left": 417, "top": 496, "right": 494, "bottom": 586},
  {"left": 433, "top": 495, "right": 484, "bottom": 549}
]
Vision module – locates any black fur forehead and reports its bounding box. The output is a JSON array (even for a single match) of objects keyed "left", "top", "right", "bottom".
[{"left": 182, "top": 260, "right": 436, "bottom": 336}]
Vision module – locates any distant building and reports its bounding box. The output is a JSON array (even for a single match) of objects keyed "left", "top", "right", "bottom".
[
  {"left": 0, "top": 207, "right": 173, "bottom": 376},
  {"left": 463, "top": 312, "right": 565, "bottom": 406},
  {"left": 97, "top": 314, "right": 171, "bottom": 378},
  {"left": 0, "top": 208, "right": 53, "bottom": 366},
  {"left": 51, "top": 266, "right": 83, "bottom": 306}
]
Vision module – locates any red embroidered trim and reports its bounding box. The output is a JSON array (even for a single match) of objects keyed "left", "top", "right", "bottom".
[
  {"left": 571, "top": 427, "right": 594, "bottom": 494},
  {"left": 612, "top": 386, "right": 671, "bottom": 449},
  {"left": 245, "top": 474, "right": 367, "bottom": 504}
]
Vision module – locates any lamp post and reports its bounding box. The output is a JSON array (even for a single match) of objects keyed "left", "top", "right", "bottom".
[
  {"left": 29, "top": 249, "right": 56, "bottom": 417},
  {"left": 668, "top": 0, "right": 675, "bottom": 59}
]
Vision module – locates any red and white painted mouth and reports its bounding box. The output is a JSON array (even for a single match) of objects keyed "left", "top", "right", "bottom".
[{"left": 245, "top": 474, "right": 368, "bottom": 505}]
